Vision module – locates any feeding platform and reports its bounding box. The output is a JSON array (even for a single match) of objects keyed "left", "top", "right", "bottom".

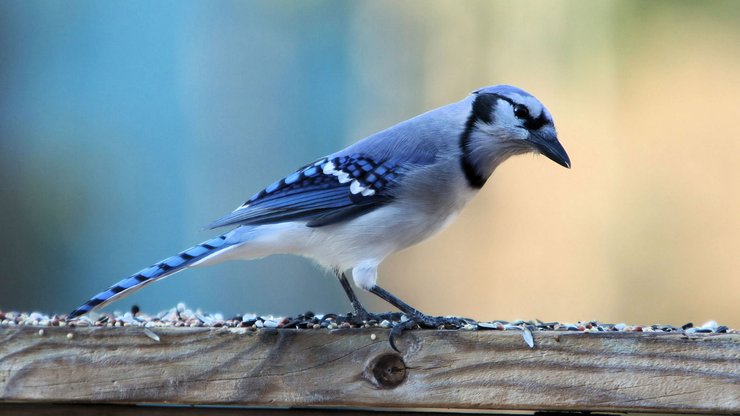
[{"left": 0, "top": 310, "right": 738, "bottom": 414}]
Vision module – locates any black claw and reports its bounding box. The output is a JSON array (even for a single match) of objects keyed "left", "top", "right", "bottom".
[
  {"left": 387, "top": 314, "right": 468, "bottom": 352},
  {"left": 389, "top": 320, "right": 418, "bottom": 352}
]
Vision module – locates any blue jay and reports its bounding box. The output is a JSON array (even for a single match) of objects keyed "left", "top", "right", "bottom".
[{"left": 69, "top": 85, "right": 570, "bottom": 339}]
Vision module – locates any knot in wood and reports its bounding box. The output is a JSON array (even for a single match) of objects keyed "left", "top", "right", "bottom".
[{"left": 366, "top": 353, "right": 407, "bottom": 389}]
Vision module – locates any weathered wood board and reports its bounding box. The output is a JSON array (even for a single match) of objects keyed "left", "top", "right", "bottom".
[
  {"left": 0, "top": 403, "right": 495, "bottom": 416},
  {"left": 0, "top": 327, "right": 737, "bottom": 413}
]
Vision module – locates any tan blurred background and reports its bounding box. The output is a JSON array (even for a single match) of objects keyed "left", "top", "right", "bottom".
[
  {"left": 371, "top": 1, "right": 740, "bottom": 327},
  {"left": 1, "top": 1, "right": 738, "bottom": 327}
]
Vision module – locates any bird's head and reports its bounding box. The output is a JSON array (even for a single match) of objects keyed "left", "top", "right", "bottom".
[{"left": 460, "top": 85, "right": 570, "bottom": 187}]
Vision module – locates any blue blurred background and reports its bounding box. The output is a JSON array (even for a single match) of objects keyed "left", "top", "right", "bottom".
[{"left": 1, "top": 1, "right": 738, "bottom": 327}]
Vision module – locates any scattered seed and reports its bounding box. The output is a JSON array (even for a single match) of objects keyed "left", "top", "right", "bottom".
[
  {"left": 263, "top": 319, "right": 279, "bottom": 328},
  {"left": 143, "top": 328, "right": 160, "bottom": 342},
  {"left": 0, "top": 307, "right": 733, "bottom": 339},
  {"left": 701, "top": 320, "right": 718, "bottom": 330},
  {"left": 521, "top": 326, "right": 535, "bottom": 348}
]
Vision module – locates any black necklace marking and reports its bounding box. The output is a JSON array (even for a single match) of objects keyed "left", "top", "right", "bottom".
[{"left": 459, "top": 94, "right": 498, "bottom": 189}]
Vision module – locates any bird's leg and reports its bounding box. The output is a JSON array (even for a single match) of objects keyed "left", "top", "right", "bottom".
[
  {"left": 369, "top": 284, "right": 467, "bottom": 351},
  {"left": 336, "top": 272, "right": 398, "bottom": 324},
  {"left": 337, "top": 271, "right": 370, "bottom": 321},
  {"left": 368, "top": 285, "right": 425, "bottom": 320}
]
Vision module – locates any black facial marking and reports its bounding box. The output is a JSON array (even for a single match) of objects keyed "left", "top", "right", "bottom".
[
  {"left": 459, "top": 93, "right": 497, "bottom": 188},
  {"left": 470, "top": 93, "right": 498, "bottom": 124},
  {"left": 491, "top": 94, "right": 550, "bottom": 131},
  {"left": 523, "top": 111, "right": 549, "bottom": 130}
]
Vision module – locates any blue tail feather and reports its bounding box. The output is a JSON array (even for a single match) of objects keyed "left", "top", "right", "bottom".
[{"left": 68, "top": 234, "right": 231, "bottom": 319}]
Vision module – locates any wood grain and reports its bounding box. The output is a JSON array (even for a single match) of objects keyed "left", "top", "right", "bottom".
[
  {"left": 0, "top": 327, "right": 737, "bottom": 413},
  {"left": 0, "top": 403, "right": 502, "bottom": 416}
]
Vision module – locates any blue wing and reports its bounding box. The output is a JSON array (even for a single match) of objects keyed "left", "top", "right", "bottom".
[{"left": 208, "top": 154, "right": 404, "bottom": 229}]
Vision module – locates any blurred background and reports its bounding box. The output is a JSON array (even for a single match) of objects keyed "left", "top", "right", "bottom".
[{"left": 1, "top": 0, "right": 738, "bottom": 327}]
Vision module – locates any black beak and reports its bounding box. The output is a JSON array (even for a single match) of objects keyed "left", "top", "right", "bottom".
[{"left": 528, "top": 130, "right": 571, "bottom": 168}]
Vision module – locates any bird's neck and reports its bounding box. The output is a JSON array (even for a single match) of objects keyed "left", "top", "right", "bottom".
[{"left": 459, "top": 130, "right": 530, "bottom": 189}]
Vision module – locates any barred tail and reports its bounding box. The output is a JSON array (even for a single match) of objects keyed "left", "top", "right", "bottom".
[{"left": 68, "top": 234, "right": 232, "bottom": 319}]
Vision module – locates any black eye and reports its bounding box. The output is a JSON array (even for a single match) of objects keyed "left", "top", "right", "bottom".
[{"left": 513, "top": 104, "right": 530, "bottom": 119}]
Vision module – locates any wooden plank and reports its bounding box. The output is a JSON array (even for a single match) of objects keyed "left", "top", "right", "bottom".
[
  {"left": 0, "top": 326, "right": 737, "bottom": 414},
  {"left": 0, "top": 403, "right": 504, "bottom": 416}
]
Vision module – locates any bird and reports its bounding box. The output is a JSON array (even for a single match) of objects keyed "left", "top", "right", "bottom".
[{"left": 69, "top": 85, "right": 570, "bottom": 344}]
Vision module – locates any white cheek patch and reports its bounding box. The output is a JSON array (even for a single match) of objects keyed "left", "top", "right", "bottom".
[
  {"left": 475, "top": 113, "right": 527, "bottom": 141},
  {"left": 493, "top": 105, "right": 519, "bottom": 129}
]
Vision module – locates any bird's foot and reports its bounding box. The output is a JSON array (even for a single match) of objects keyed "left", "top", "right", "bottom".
[
  {"left": 388, "top": 313, "right": 468, "bottom": 352},
  {"left": 346, "top": 310, "right": 402, "bottom": 326}
]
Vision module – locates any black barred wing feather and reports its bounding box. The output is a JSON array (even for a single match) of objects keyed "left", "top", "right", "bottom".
[{"left": 208, "top": 154, "right": 403, "bottom": 229}]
